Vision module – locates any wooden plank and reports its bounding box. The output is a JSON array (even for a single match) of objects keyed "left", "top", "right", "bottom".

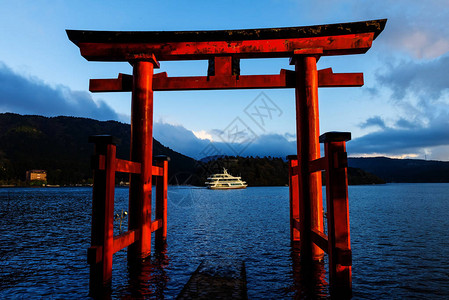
[
  {"left": 115, "top": 158, "right": 141, "bottom": 174},
  {"left": 90, "top": 68, "right": 362, "bottom": 92},
  {"left": 152, "top": 165, "right": 163, "bottom": 176},
  {"left": 292, "top": 218, "right": 300, "bottom": 232},
  {"left": 309, "top": 157, "right": 327, "bottom": 173},
  {"left": 151, "top": 219, "right": 162, "bottom": 232},
  {"left": 90, "top": 71, "right": 288, "bottom": 92},
  {"left": 113, "top": 229, "right": 138, "bottom": 254},
  {"left": 311, "top": 228, "right": 329, "bottom": 253},
  {"left": 94, "top": 155, "right": 160, "bottom": 175},
  {"left": 318, "top": 68, "right": 363, "bottom": 87},
  {"left": 67, "top": 19, "right": 387, "bottom": 61},
  {"left": 89, "top": 73, "right": 132, "bottom": 92},
  {"left": 293, "top": 48, "right": 323, "bottom": 55},
  {"left": 290, "top": 165, "right": 299, "bottom": 176},
  {"left": 67, "top": 20, "right": 386, "bottom": 44},
  {"left": 153, "top": 74, "right": 285, "bottom": 91},
  {"left": 75, "top": 33, "right": 375, "bottom": 61}
]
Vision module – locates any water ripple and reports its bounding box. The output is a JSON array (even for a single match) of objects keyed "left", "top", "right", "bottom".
[{"left": 1, "top": 184, "right": 449, "bottom": 298}]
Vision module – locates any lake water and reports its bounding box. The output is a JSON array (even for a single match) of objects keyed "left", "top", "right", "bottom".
[{"left": 0, "top": 184, "right": 448, "bottom": 299}]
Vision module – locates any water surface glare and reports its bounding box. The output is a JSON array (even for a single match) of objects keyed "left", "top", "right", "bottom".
[{"left": 0, "top": 184, "right": 448, "bottom": 298}]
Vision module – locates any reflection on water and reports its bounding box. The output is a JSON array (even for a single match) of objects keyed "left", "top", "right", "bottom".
[
  {"left": 1, "top": 184, "right": 449, "bottom": 298},
  {"left": 289, "top": 246, "right": 329, "bottom": 299},
  {"left": 123, "top": 247, "right": 170, "bottom": 299}
]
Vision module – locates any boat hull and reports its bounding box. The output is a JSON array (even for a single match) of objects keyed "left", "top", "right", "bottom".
[{"left": 208, "top": 185, "right": 247, "bottom": 190}]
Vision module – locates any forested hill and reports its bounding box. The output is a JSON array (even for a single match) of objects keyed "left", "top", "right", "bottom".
[
  {"left": 196, "top": 156, "right": 385, "bottom": 186},
  {"left": 2, "top": 113, "right": 447, "bottom": 186},
  {"left": 0, "top": 113, "right": 196, "bottom": 185},
  {"left": 348, "top": 157, "right": 449, "bottom": 183}
]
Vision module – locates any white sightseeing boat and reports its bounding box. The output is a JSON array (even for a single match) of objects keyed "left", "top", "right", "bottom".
[{"left": 205, "top": 168, "right": 247, "bottom": 190}]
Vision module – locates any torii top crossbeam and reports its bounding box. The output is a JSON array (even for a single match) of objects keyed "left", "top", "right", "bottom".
[
  {"left": 67, "top": 19, "right": 386, "bottom": 92},
  {"left": 67, "top": 19, "right": 386, "bottom": 62}
]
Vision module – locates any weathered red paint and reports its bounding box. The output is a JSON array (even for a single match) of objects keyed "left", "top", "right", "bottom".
[
  {"left": 88, "top": 134, "right": 170, "bottom": 292},
  {"left": 310, "top": 227, "right": 329, "bottom": 251},
  {"left": 103, "top": 144, "right": 115, "bottom": 284},
  {"left": 308, "top": 157, "right": 327, "bottom": 173},
  {"left": 115, "top": 158, "right": 141, "bottom": 174},
  {"left": 150, "top": 219, "right": 163, "bottom": 232},
  {"left": 294, "top": 55, "right": 324, "bottom": 261},
  {"left": 94, "top": 154, "right": 142, "bottom": 174},
  {"left": 155, "top": 156, "right": 169, "bottom": 248},
  {"left": 318, "top": 68, "right": 363, "bottom": 88},
  {"left": 113, "top": 229, "right": 139, "bottom": 254},
  {"left": 288, "top": 132, "right": 352, "bottom": 295},
  {"left": 152, "top": 165, "right": 163, "bottom": 176},
  {"left": 322, "top": 133, "right": 352, "bottom": 294},
  {"left": 89, "top": 68, "right": 363, "bottom": 92},
  {"left": 89, "top": 73, "right": 133, "bottom": 93},
  {"left": 214, "top": 56, "right": 233, "bottom": 76},
  {"left": 128, "top": 60, "right": 156, "bottom": 260},
  {"left": 88, "top": 136, "right": 117, "bottom": 289},
  {"left": 288, "top": 156, "right": 300, "bottom": 244},
  {"left": 75, "top": 33, "right": 375, "bottom": 61}
]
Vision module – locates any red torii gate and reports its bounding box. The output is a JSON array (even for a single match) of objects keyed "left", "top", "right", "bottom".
[{"left": 67, "top": 18, "right": 386, "bottom": 296}]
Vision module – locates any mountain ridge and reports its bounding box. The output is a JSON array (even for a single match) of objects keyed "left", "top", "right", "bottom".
[
  {"left": 0, "top": 113, "right": 196, "bottom": 185},
  {"left": 1, "top": 113, "right": 447, "bottom": 185},
  {"left": 348, "top": 156, "right": 449, "bottom": 183}
]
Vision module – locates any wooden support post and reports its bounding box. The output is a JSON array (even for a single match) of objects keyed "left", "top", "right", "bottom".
[
  {"left": 128, "top": 57, "right": 158, "bottom": 260},
  {"left": 294, "top": 53, "right": 324, "bottom": 262},
  {"left": 320, "top": 132, "right": 352, "bottom": 295},
  {"left": 88, "top": 135, "right": 118, "bottom": 291},
  {"left": 287, "top": 155, "right": 300, "bottom": 245},
  {"left": 155, "top": 155, "right": 169, "bottom": 250}
]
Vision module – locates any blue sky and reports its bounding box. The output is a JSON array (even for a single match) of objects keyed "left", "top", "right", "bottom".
[{"left": 1, "top": 0, "right": 449, "bottom": 160}]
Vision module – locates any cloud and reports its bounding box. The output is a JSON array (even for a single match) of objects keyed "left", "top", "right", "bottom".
[
  {"left": 350, "top": 112, "right": 449, "bottom": 159},
  {"left": 153, "top": 122, "right": 209, "bottom": 158},
  {"left": 395, "top": 118, "right": 418, "bottom": 129},
  {"left": 153, "top": 121, "right": 296, "bottom": 159},
  {"left": 360, "top": 116, "right": 386, "bottom": 130},
  {"left": 192, "top": 130, "right": 213, "bottom": 141},
  {"left": 155, "top": 118, "right": 449, "bottom": 161},
  {"left": 303, "top": 0, "right": 449, "bottom": 59},
  {"left": 375, "top": 8, "right": 449, "bottom": 59},
  {"left": 0, "top": 62, "right": 118, "bottom": 121},
  {"left": 364, "top": 52, "right": 449, "bottom": 160},
  {"left": 377, "top": 54, "right": 449, "bottom": 102},
  {"left": 245, "top": 134, "right": 296, "bottom": 158},
  {"left": 353, "top": 52, "right": 449, "bottom": 160},
  {"left": 361, "top": 1, "right": 449, "bottom": 59}
]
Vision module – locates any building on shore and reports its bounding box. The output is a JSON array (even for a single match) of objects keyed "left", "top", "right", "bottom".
[{"left": 26, "top": 170, "right": 47, "bottom": 183}]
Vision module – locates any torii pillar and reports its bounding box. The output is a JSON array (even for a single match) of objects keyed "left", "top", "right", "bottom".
[
  {"left": 293, "top": 50, "right": 324, "bottom": 262},
  {"left": 128, "top": 57, "right": 159, "bottom": 260}
]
